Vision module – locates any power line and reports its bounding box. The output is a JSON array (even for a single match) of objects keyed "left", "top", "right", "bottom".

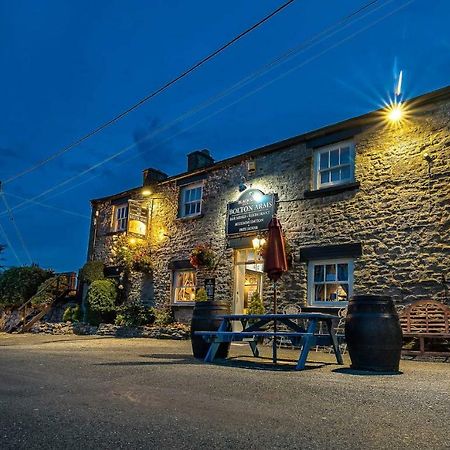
[
  {"left": 1, "top": 0, "right": 385, "bottom": 216},
  {"left": 0, "top": 218, "right": 22, "bottom": 265},
  {"left": 3, "top": 192, "right": 90, "bottom": 219},
  {"left": 2, "top": 0, "right": 413, "bottom": 218},
  {"left": 3, "top": 0, "right": 296, "bottom": 185},
  {"left": 0, "top": 189, "right": 32, "bottom": 264}
]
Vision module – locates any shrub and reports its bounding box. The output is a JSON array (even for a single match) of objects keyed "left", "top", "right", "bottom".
[
  {"left": 115, "top": 300, "right": 155, "bottom": 327},
  {"left": 71, "top": 304, "right": 81, "bottom": 322},
  {"left": 63, "top": 306, "right": 73, "bottom": 322},
  {"left": 195, "top": 288, "right": 208, "bottom": 302},
  {"left": 87, "top": 279, "right": 117, "bottom": 313},
  {"left": 30, "top": 275, "right": 70, "bottom": 306},
  {"left": 154, "top": 305, "right": 173, "bottom": 326},
  {"left": 0, "top": 266, "right": 53, "bottom": 306},
  {"left": 248, "top": 291, "right": 264, "bottom": 315},
  {"left": 80, "top": 261, "right": 104, "bottom": 284}
]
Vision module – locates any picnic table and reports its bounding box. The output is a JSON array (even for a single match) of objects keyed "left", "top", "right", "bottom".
[{"left": 194, "top": 313, "right": 344, "bottom": 370}]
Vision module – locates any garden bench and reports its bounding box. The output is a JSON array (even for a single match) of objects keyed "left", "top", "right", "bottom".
[{"left": 399, "top": 299, "right": 450, "bottom": 356}]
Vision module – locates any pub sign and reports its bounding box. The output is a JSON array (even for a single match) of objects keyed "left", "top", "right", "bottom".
[
  {"left": 226, "top": 189, "right": 276, "bottom": 236},
  {"left": 127, "top": 200, "right": 148, "bottom": 237}
]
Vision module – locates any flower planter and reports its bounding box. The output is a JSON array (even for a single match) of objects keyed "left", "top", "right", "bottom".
[
  {"left": 190, "top": 300, "right": 231, "bottom": 359},
  {"left": 345, "top": 295, "right": 403, "bottom": 372}
]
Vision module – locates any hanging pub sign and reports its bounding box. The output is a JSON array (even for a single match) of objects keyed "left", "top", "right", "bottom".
[
  {"left": 127, "top": 200, "right": 148, "bottom": 237},
  {"left": 204, "top": 278, "right": 216, "bottom": 302},
  {"left": 226, "top": 189, "right": 276, "bottom": 236}
]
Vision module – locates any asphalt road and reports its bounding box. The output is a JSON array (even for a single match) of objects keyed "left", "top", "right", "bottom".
[{"left": 0, "top": 334, "right": 449, "bottom": 450}]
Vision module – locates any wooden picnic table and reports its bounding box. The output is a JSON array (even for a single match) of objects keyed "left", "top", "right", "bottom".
[{"left": 194, "top": 313, "right": 344, "bottom": 370}]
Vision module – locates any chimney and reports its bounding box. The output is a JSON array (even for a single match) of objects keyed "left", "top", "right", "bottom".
[
  {"left": 187, "top": 149, "right": 214, "bottom": 172},
  {"left": 142, "top": 168, "right": 168, "bottom": 186}
]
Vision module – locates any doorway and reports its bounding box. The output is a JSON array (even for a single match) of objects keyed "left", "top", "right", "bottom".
[{"left": 233, "top": 249, "right": 264, "bottom": 328}]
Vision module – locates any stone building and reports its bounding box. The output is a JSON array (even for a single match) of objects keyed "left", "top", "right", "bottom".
[{"left": 87, "top": 85, "right": 450, "bottom": 322}]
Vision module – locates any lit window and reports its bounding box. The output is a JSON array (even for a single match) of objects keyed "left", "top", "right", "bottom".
[
  {"left": 179, "top": 182, "right": 203, "bottom": 218},
  {"left": 173, "top": 270, "right": 197, "bottom": 303},
  {"left": 113, "top": 204, "right": 128, "bottom": 232},
  {"left": 314, "top": 141, "right": 355, "bottom": 189},
  {"left": 308, "top": 259, "right": 353, "bottom": 306}
]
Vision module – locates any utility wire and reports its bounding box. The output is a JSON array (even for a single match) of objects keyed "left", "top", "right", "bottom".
[
  {"left": 0, "top": 219, "right": 22, "bottom": 265},
  {"left": 1, "top": 0, "right": 385, "bottom": 216},
  {"left": 3, "top": 0, "right": 296, "bottom": 185},
  {"left": 2, "top": 0, "right": 412, "bottom": 218},
  {"left": 0, "top": 189, "right": 32, "bottom": 264},
  {"left": 3, "top": 192, "right": 90, "bottom": 219}
]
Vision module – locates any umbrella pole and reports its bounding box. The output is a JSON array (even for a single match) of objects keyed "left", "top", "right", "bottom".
[{"left": 273, "top": 280, "right": 277, "bottom": 364}]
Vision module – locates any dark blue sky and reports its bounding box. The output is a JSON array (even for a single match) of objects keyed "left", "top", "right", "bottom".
[{"left": 0, "top": 0, "right": 449, "bottom": 272}]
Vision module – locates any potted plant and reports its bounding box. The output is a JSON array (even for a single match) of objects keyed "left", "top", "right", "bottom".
[
  {"left": 189, "top": 245, "right": 216, "bottom": 270},
  {"left": 190, "top": 288, "right": 231, "bottom": 359}
]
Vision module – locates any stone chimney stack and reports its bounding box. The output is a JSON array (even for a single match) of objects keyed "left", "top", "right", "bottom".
[
  {"left": 187, "top": 149, "right": 214, "bottom": 172},
  {"left": 142, "top": 168, "right": 168, "bottom": 186}
]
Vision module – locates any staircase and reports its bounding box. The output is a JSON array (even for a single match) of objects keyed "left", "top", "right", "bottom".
[{"left": 8, "top": 272, "right": 78, "bottom": 333}]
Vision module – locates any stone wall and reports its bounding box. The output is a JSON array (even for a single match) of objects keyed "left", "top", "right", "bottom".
[{"left": 88, "top": 97, "right": 450, "bottom": 317}]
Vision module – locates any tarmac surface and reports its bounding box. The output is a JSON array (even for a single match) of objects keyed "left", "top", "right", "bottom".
[{"left": 0, "top": 333, "right": 449, "bottom": 449}]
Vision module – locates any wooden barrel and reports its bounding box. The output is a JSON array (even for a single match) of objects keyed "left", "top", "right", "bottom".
[
  {"left": 345, "top": 295, "right": 403, "bottom": 372},
  {"left": 190, "top": 301, "right": 231, "bottom": 359}
]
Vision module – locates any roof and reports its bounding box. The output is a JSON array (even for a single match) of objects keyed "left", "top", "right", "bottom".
[{"left": 91, "top": 83, "right": 450, "bottom": 203}]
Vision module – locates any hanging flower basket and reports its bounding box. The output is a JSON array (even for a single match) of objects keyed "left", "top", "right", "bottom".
[{"left": 190, "top": 244, "right": 216, "bottom": 270}]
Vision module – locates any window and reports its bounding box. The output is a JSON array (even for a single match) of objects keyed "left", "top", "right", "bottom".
[
  {"left": 113, "top": 204, "right": 128, "bottom": 232},
  {"left": 314, "top": 141, "right": 354, "bottom": 189},
  {"left": 172, "top": 270, "right": 197, "bottom": 303},
  {"left": 308, "top": 259, "right": 353, "bottom": 306},
  {"left": 179, "top": 182, "right": 203, "bottom": 218}
]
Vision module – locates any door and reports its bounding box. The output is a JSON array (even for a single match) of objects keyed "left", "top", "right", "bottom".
[{"left": 233, "top": 249, "right": 264, "bottom": 330}]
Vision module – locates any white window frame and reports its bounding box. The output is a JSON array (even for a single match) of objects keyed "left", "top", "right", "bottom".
[
  {"left": 179, "top": 181, "right": 203, "bottom": 218},
  {"left": 313, "top": 141, "right": 355, "bottom": 189},
  {"left": 172, "top": 269, "right": 197, "bottom": 304},
  {"left": 307, "top": 258, "right": 353, "bottom": 307},
  {"left": 113, "top": 203, "right": 128, "bottom": 232}
]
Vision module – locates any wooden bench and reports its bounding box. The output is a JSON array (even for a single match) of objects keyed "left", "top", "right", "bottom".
[{"left": 399, "top": 299, "right": 450, "bottom": 356}]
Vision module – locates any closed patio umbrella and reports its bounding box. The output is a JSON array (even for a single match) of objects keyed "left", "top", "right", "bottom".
[{"left": 263, "top": 216, "right": 288, "bottom": 364}]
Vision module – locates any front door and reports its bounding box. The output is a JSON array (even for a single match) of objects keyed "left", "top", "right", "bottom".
[{"left": 233, "top": 249, "right": 264, "bottom": 330}]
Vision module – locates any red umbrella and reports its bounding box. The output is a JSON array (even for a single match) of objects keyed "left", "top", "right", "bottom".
[
  {"left": 264, "top": 216, "right": 288, "bottom": 285},
  {"left": 263, "top": 216, "right": 288, "bottom": 364}
]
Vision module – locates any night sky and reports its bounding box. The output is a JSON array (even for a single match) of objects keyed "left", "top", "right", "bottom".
[{"left": 0, "top": 0, "right": 449, "bottom": 272}]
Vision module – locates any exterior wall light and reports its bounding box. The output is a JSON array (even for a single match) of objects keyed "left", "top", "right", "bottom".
[
  {"left": 386, "top": 101, "right": 404, "bottom": 123},
  {"left": 252, "top": 237, "right": 266, "bottom": 250},
  {"left": 129, "top": 237, "right": 137, "bottom": 245},
  {"left": 141, "top": 189, "right": 152, "bottom": 197}
]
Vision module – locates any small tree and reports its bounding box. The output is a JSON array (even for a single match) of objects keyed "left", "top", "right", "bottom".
[
  {"left": 0, "top": 266, "right": 54, "bottom": 306},
  {"left": 248, "top": 291, "right": 264, "bottom": 315}
]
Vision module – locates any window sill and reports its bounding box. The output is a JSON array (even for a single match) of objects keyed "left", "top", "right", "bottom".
[
  {"left": 172, "top": 302, "right": 195, "bottom": 307},
  {"left": 176, "top": 213, "right": 204, "bottom": 222},
  {"left": 104, "top": 230, "right": 127, "bottom": 236},
  {"left": 304, "top": 182, "right": 360, "bottom": 199}
]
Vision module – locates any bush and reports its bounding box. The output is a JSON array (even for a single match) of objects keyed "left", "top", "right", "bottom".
[
  {"left": 87, "top": 279, "right": 117, "bottom": 313},
  {"left": 195, "top": 288, "right": 208, "bottom": 302},
  {"left": 115, "top": 300, "right": 155, "bottom": 327},
  {"left": 63, "top": 306, "right": 73, "bottom": 322},
  {"left": 0, "top": 266, "right": 54, "bottom": 306},
  {"left": 80, "top": 261, "right": 104, "bottom": 284},
  {"left": 248, "top": 291, "right": 264, "bottom": 315},
  {"left": 154, "top": 305, "right": 173, "bottom": 326},
  {"left": 71, "top": 304, "right": 81, "bottom": 322},
  {"left": 30, "top": 275, "right": 70, "bottom": 306}
]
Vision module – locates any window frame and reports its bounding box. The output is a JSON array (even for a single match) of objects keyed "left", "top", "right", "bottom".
[
  {"left": 313, "top": 141, "right": 355, "bottom": 190},
  {"left": 171, "top": 269, "right": 197, "bottom": 304},
  {"left": 112, "top": 203, "right": 129, "bottom": 232},
  {"left": 307, "top": 258, "right": 353, "bottom": 307},
  {"left": 179, "top": 181, "right": 204, "bottom": 218}
]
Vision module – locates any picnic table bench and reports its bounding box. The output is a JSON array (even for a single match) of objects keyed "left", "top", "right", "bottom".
[
  {"left": 194, "top": 313, "right": 344, "bottom": 370},
  {"left": 399, "top": 299, "right": 450, "bottom": 356}
]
